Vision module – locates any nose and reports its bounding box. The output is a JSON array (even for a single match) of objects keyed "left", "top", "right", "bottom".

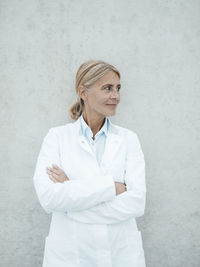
[{"left": 111, "top": 88, "right": 120, "bottom": 99}]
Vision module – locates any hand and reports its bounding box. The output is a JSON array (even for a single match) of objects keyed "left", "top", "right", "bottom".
[
  {"left": 46, "top": 164, "right": 69, "bottom": 183},
  {"left": 114, "top": 182, "right": 127, "bottom": 195}
]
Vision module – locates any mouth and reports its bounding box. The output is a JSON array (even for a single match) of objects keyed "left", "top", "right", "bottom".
[{"left": 106, "top": 104, "right": 117, "bottom": 108}]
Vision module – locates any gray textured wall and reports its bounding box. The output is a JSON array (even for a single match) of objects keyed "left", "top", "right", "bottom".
[{"left": 0, "top": 0, "right": 199, "bottom": 266}]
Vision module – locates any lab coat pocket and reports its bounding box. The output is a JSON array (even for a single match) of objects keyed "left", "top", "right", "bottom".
[
  {"left": 127, "top": 230, "right": 146, "bottom": 266},
  {"left": 43, "top": 235, "right": 78, "bottom": 267}
]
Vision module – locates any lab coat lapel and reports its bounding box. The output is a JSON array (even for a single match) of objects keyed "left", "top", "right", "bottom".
[
  {"left": 72, "top": 117, "right": 94, "bottom": 156},
  {"left": 78, "top": 135, "right": 94, "bottom": 155},
  {"left": 101, "top": 128, "right": 122, "bottom": 168},
  {"left": 74, "top": 116, "right": 123, "bottom": 168}
]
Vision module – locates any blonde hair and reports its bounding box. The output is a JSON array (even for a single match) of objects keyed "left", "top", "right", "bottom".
[{"left": 68, "top": 59, "right": 121, "bottom": 120}]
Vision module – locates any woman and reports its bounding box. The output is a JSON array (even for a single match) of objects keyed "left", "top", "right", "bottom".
[{"left": 33, "top": 59, "right": 146, "bottom": 267}]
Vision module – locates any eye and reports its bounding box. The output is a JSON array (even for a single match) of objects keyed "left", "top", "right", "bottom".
[
  {"left": 104, "top": 85, "right": 111, "bottom": 91},
  {"left": 117, "top": 86, "right": 121, "bottom": 91}
]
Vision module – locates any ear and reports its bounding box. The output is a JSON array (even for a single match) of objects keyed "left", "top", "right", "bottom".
[{"left": 78, "top": 85, "right": 88, "bottom": 102}]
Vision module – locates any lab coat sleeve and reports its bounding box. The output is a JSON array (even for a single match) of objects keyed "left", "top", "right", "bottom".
[
  {"left": 33, "top": 128, "right": 116, "bottom": 214},
  {"left": 67, "top": 131, "right": 146, "bottom": 224}
]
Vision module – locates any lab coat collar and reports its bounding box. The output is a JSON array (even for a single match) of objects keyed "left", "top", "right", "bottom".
[
  {"left": 79, "top": 113, "right": 109, "bottom": 138},
  {"left": 72, "top": 115, "right": 122, "bottom": 167},
  {"left": 73, "top": 114, "right": 119, "bottom": 136}
]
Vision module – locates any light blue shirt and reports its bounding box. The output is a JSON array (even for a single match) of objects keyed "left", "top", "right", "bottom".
[{"left": 80, "top": 114, "right": 109, "bottom": 166}]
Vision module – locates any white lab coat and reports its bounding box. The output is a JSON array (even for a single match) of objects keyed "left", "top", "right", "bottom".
[{"left": 33, "top": 116, "right": 146, "bottom": 267}]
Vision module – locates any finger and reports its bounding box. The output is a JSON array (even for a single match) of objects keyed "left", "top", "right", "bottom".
[
  {"left": 47, "top": 167, "right": 60, "bottom": 175},
  {"left": 49, "top": 174, "right": 59, "bottom": 183},
  {"left": 50, "top": 171, "right": 60, "bottom": 180},
  {"left": 46, "top": 169, "right": 60, "bottom": 180},
  {"left": 52, "top": 164, "right": 60, "bottom": 170},
  {"left": 47, "top": 169, "right": 67, "bottom": 183},
  {"left": 49, "top": 173, "right": 64, "bottom": 183},
  {"left": 49, "top": 167, "right": 68, "bottom": 181},
  {"left": 46, "top": 168, "right": 59, "bottom": 177}
]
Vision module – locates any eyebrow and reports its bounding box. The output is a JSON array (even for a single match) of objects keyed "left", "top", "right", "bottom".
[{"left": 103, "top": 83, "right": 121, "bottom": 87}]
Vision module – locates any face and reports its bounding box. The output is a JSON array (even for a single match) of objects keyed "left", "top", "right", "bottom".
[{"left": 80, "top": 70, "right": 121, "bottom": 117}]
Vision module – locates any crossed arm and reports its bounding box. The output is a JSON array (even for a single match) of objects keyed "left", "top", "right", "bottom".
[
  {"left": 33, "top": 128, "right": 146, "bottom": 224},
  {"left": 46, "top": 165, "right": 127, "bottom": 196}
]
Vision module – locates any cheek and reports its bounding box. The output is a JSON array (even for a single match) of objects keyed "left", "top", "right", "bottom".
[
  {"left": 89, "top": 92, "right": 110, "bottom": 107},
  {"left": 87, "top": 95, "right": 97, "bottom": 106},
  {"left": 97, "top": 95, "right": 108, "bottom": 105}
]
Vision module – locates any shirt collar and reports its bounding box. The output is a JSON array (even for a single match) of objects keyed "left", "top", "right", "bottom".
[{"left": 80, "top": 113, "right": 109, "bottom": 138}]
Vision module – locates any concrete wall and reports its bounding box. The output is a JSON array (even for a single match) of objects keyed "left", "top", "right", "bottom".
[{"left": 0, "top": 0, "right": 199, "bottom": 266}]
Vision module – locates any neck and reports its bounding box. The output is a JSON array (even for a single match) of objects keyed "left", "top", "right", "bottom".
[{"left": 82, "top": 111, "right": 106, "bottom": 138}]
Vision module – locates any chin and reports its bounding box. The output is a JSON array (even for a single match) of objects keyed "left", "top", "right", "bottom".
[
  {"left": 99, "top": 106, "right": 117, "bottom": 117},
  {"left": 106, "top": 110, "right": 116, "bottom": 116}
]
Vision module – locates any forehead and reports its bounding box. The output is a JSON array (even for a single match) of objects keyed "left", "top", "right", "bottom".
[{"left": 95, "top": 70, "right": 120, "bottom": 86}]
